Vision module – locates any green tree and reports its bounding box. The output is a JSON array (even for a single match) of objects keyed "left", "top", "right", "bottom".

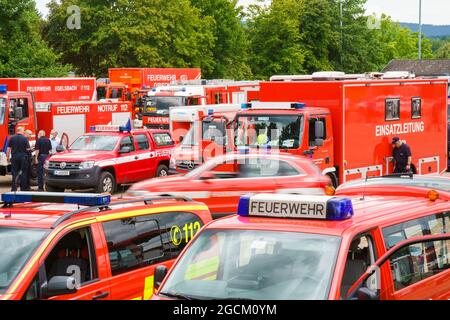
[
  {"left": 247, "top": 0, "right": 305, "bottom": 79},
  {"left": 434, "top": 42, "right": 450, "bottom": 58},
  {"left": 0, "top": 0, "right": 70, "bottom": 77},
  {"left": 191, "top": 0, "right": 252, "bottom": 79},
  {"left": 44, "top": 0, "right": 215, "bottom": 77}
]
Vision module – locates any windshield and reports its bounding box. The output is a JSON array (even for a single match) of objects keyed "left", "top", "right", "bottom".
[
  {"left": 0, "top": 98, "right": 5, "bottom": 125},
  {"left": 0, "top": 227, "right": 49, "bottom": 294},
  {"left": 70, "top": 135, "right": 119, "bottom": 151},
  {"left": 180, "top": 122, "right": 199, "bottom": 147},
  {"left": 143, "top": 96, "right": 186, "bottom": 114},
  {"left": 340, "top": 177, "right": 450, "bottom": 193},
  {"left": 159, "top": 229, "right": 340, "bottom": 300},
  {"left": 235, "top": 115, "right": 304, "bottom": 149}
]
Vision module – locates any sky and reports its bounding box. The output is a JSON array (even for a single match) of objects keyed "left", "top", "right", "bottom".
[{"left": 35, "top": 0, "right": 450, "bottom": 25}]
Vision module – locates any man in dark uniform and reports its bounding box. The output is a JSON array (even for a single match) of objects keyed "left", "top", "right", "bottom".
[
  {"left": 6, "top": 127, "right": 31, "bottom": 191},
  {"left": 392, "top": 137, "right": 413, "bottom": 174},
  {"left": 35, "top": 130, "right": 52, "bottom": 191}
]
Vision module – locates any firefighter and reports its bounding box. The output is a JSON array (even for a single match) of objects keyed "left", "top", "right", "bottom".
[
  {"left": 6, "top": 127, "right": 31, "bottom": 191},
  {"left": 35, "top": 130, "right": 52, "bottom": 191},
  {"left": 392, "top": 137, "right": 413, "bottom": 174}
]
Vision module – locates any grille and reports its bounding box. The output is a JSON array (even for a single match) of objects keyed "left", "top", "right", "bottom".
[
  {"left": 176, "top": 161, "right": 199, "bottom": 171},
  {"left": 48, "top": 162, "right": 81, "bottom": 170}
]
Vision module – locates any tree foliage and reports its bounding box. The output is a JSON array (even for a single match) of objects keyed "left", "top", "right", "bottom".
[{"left": 0, "top": 0, "right": 70, "bottom": 77}]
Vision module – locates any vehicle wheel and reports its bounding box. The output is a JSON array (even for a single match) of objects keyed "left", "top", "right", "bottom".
[
  {"left": 46, "top": 184, "right": 64, "bottom": 192},
  {"left": 327, "top": 172, "right": 338, "bottom": 189},
  {"left": 156, "top": 164, "right": 169, "bottom": 177},
  {"left": 96, "top": 171, "right": 116, "bottom": 194}
]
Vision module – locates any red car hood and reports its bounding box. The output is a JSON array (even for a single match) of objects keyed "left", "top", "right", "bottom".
[
  {"left": 130, "top": 175, "right": 190, "bottom": 193},
  {"left": 48, "top": 150, "right": 116, "bottom": 162}
]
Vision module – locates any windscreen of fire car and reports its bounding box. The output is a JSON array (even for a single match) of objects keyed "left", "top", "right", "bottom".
[
  {"left": 144, "top": 97, "right": 186, "bottom": 114},
  {"left": 0, "top": 227, "right": 49, "bottom": 294},
  {"left": 235, "top": 115, "right": 304, "bottom": 149},
  {"left": 70, "top": 135, "right": 120, "bottom": 151}
]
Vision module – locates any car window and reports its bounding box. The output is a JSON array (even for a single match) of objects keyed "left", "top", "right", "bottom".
[
  {"left": 382, "top": 212, "right": 450, "bottom": 291},
  {"left": 44, "top": 227, "right": 98, "bottom": 289},
  {"left": 120, "top": 136, "right": 135, "bottom": 152},
  {"left": 388, "top": 239, "right": 450, "bottom": 291},
  {"left": 152, "top": 133, "right": 174, "bottom": 147},
  {"left": 135, "top": 134, "right": 150, "bottom": 150},
  {"left": 238, "top": 158, "right": 301, "bottom": 178}
]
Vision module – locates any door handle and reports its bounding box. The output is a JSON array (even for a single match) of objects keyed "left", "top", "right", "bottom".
[{"left": 92, "top": 292, "right": 109, "bottom": 300}]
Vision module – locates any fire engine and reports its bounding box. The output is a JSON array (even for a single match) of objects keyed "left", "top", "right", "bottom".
[
  {"left": 169, "top": 104, "right": 241, "bottom": 172},
  {"left": 103, "top": 68, "right": 202, "bottom": 102},
  {"left": 236, "top": 72, "right": 448, "bottom": 186},
  {"left": 141, "top": 80, "right": 259, "bottom": 129},
  {"left": 0, "top": 77, "right": 96, "bottom": 102}
]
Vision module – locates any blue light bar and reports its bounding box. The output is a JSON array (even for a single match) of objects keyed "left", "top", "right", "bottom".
[
  {"left": 291, "top": 103, "right": 306, "bottom": 109},
  {"left": 241, "top": 103, "right": 252, "bottom": 110},
  {"left": 208, "top": 109, "right": 214, "bottom": 116},
  {"left": 0, "top": 84, "right": 7, "bottom": 94},
  {"left": 1, "top": 192, "right": 111, "bottom": 207},
  {"left": 237, "top": 194, "right": 354, "bottom": 221}
]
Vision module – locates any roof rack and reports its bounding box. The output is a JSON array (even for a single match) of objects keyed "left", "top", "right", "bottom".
[{"left": 51, "top": 195, "right": 192, "bottom": 229}]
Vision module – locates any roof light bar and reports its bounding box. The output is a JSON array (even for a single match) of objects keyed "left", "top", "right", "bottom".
[
  {"left": 0, "top": 84, "right": 7, "bottom": 94},
  {"left": 237, "top": 194, "right": 354, "bottom": 221},
  {"left": 1, "top": 192, "right": 111, "bottom": 207}
]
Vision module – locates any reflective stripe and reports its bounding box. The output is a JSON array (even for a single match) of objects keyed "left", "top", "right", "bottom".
[{"left": 185, "top": 256, "right": 220, "bottom": 281}]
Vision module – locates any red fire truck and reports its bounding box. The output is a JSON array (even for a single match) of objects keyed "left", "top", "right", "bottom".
[
  {"left": 103, "top": 68, "right": 202, "bottom": 102},
  {"left": 141, "top": 80, "right": 259, "bottom": 129},
  {"left": 169, "top": 104, "right": 241, "bottom": 172},
  {"left": 237, "top": 72, "right": 448, "bottom": 186},
  {"left": 0, "top": 77, "right": 96, "bottom": 102}
]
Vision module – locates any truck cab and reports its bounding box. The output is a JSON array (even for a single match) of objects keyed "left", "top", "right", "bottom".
[
  {"left": 234, "top": 102, "right": 336, "bottom": 185},
  {"left": 0, "top": 85, "right": 37, "bottom": 175}
]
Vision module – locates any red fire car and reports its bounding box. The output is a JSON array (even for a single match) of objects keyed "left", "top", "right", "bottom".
[
  {"left": 44, "top": 125, "right": 174, "bottom": 193},
  {"left": 129, "top": 152, "right": 333, "bottom": 218}
]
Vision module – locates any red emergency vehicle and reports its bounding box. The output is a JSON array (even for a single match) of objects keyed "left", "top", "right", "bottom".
[
  {"left": 141, "top": 80, "right": 259, "bottom": 129},
  {"left": 129, "top": 152, "right": 332, "bottom": 218},
  {"left": 0, "top": 77, "right": 97, "bottom": 102},
  {"left": 44, "top": 125, "right": 174, "bottom": 193},
  {"left": 0, "top": 192, "right": 211, "bottom": 300},
  {"left": 152, "top": 175, "right": 450, "bottom": 300},
  {"left": 235, "top": 72, "right": 448, "bottom": 186}
]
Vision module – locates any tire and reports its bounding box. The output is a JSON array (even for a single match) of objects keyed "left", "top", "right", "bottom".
[
  {"left": 156, "top": 164, "right": 169, "bottom": 177},
  {"left": 46, "top": 184, "right": 64, "bottom": 193},
  {"left": 96, "top": 171, "right": 116, "bottom": 194}
]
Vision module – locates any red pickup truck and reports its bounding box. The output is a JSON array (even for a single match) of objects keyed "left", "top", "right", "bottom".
[{"left": 44, "top": 127, "right": 174, "bottom": 193}]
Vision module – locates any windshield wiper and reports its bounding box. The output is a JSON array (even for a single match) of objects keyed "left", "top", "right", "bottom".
[{"left": 159, "top": 291, "right": 197, "bottom": 300}]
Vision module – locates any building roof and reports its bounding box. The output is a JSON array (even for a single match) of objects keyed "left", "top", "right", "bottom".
[{"left": 383, "top": 59, "right": 450, "bottom": 76}]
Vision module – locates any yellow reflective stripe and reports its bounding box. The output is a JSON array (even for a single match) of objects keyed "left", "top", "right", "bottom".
[
  {"left": 185, "top": 256, "right": 220, "bottom": 280},
  {"left": 96, "top": 205, "right": 208, "bottom": 222},
  {"left": 132, "top": 297, "right": 142, "bottom": 300},
  {"left": 143, "top": 275, "right": 154, "bottom": 300}
]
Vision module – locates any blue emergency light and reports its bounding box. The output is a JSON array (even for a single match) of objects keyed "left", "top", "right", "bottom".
[
  {"left": 237, "top": 194, "right": 354, "bottom": 221},
  {"left": 291, "top": 103, "right": 306, "bottom": 109},
  {"left": 1, "top": 192, "right": 111, "bottom": 207},
  {"left": 208, "top": 109, "right": 214, "bottom": 116},
  {"left": 0, "top": 84, "right": 7, "bottom": 94},
  {"left": 241, "top": 103, "right": 252, "bottom": 110}
]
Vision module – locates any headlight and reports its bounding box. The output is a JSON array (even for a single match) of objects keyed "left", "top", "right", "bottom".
[
  {"left": 80, "top": 161, "right": 95, "bottom": 169},
  {"left": 44, "top": 160, "right": 50, "bottom": 170}
]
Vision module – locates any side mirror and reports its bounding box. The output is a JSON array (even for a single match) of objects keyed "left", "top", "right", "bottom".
[
  {"left": 56, "top": 145, "right": 65, "bottom": 153},
  {"left": 355, "top": 287, "right": 379, "bottom": 300},
  {"left": 44, "top": 276, "right": 78, "bottom": 298},
  {"left": 154, "top": 265, "right": 168, "bottom": 290},
  {"left": 200, "top": 172, "right": 216, "bottom": 181},
  {"left": 315, "top": 121, "right": 325, "bottom": 139},
  {"left": 14, "top": 107, "right": 23, "bottom": 119},
  {"left": 315, "top": 138, "right": 324, "bottom": 147},
  {"left": 119, "top": 146, "right": 131, "bottom": 154}
]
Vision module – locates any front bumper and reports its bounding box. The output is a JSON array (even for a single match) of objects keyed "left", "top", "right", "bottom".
[{"left": 44, "top": 166, "right": 101, "bottom": 189}]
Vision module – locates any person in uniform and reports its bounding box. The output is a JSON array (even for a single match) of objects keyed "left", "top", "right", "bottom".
[
  {"left": 6, "top": 127, "right": 31, "bottom": 191},
  {"left": 392, "top": 137, "right": 413, "bottom": 174},
  {"left": 35, "top": 130, "right": 52, "bottom": 191}
]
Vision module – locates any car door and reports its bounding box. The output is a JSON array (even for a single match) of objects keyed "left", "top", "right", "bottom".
[
  {"left": 132, "top": 132, "right": 156, "bottom": 180},
  {"left": 22, "top": 224, "right": 111, "bottom": 300},
  {"left": 116, "top": 134, "right": 138, "bottom": 183}
]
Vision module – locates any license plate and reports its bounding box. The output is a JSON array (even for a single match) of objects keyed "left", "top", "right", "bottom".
[{"left": 54, "top": 170, "right": 70, "bottom": 176}]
